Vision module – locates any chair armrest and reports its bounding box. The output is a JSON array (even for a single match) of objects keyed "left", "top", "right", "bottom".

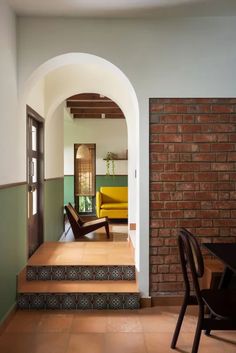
[{"left": 96, "top": 191, "right": 102, "bottom": 217}]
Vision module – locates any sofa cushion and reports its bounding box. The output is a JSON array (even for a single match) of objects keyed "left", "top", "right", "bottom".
[
  {"left": 100, "top": 186, "right": 128, "bottom": 203},
  {"left": 101, "top": 202, "right": 128, "bottom": 210}
]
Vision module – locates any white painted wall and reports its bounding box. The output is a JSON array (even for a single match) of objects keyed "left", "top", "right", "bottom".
[
  {"left": 64, "top": 111, "right": 128, "bottom": 175},
  {"left": 26, "top": 78, "right": 45, "bottom": 118},
  {"left": 45, "top": 103, "right": 64, "bottom": 179},
  {"left": 0, "top": 1, "right": 18, "bottom": 184},
  {"left": 17, "top": 16, "right": 236, "bottom": 296}
]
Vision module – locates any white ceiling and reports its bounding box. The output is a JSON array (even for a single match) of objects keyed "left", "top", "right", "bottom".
[{"left": 8, "top": 0, "right": 236, "bottom": 18}]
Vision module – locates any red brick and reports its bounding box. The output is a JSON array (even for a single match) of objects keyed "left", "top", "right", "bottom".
[
  {"left": 193, "top": 134, "right": 217, "bottom": 143},
  {"left": 228, "top": 152, "right": 236, "bottom": 161},
  {"left": 192, "top": 153, "right": 215, "bottom": 162},
  {"left": 178, "top": 124, "right": 201, "bottom": 133},
  {"left": 177, "top": 201, "right": 201, "bottom": 209},
  {"left": 159, "top": 192, "right": 171, "bottom": 201},
  {"left": 151, "top": 103, "right": 164, "bottom": 112},
  {"left": 150, "top": 124, "right": 164, "bottom": 133},
  {"left": 160, "top": 115, "right": 183, "bottom": 123},
  {"left": 211, "top": 143, "right": 235, "bottom": 151},
  {"left": 159, "top": 134, "right": 182, "bottom": 143},
  {"left": 195, "top": 172, "right": 218, "bottom": 181},
  {"left": 150, "top": 143, "right": 164, "bottom": 152},
  {"left": 212, "top": 105, "right": 233, "bottom": 113},
  {"left": 195, "top": 192, "right": 218, "bottom": 200},
  {"left": 212, "top": 163, "right": 234, "bottom": 171},
  {"left": 164, "top": 125, "right": 178, "bottom": 133},
  {"left": 160, "top": 173, "right": 182, "bottom": 181}
]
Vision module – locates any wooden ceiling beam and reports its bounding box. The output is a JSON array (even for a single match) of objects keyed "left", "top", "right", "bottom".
[
  {"left": 67, "top": 101, "right": 118, "bottom": 108},
  {"left": 70, "top": 107, "right": 123, "bottom": 114},
  {"left": 73, "top": 113, "right": 125, "bottom": 119}
]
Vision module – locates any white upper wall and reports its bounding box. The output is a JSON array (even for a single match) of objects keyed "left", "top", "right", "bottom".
[
  {"left": 0, "top": 0, "right": 18, "bottom": 185},
  {"left": 26, "top": 78, "right": 45, "bottom": 117},
  {"left": 64, "top": 111, "right": 128, "bottom": 175}
]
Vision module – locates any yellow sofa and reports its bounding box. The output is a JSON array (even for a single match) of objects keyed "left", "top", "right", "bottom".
[{"left": 96, "top": 186, "right": 128, "bottom": 219}]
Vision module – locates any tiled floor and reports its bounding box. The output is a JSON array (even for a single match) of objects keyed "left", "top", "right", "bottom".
[
  {"left": 27, "top": 240, "right": 134, "bottom": 266},
  {"left": 1, "top": 306, "right": 235, "bottom": 353}
]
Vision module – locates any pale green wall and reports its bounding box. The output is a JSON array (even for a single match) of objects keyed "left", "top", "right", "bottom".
[
  {"left": 44, "top": 178, "right": 64, "bottom": 241},
  {"left": 0, "top": 185, "right": 27, "bottom": 323}
]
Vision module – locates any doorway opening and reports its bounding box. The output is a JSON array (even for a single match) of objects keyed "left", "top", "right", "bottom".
[{"left": 27, "top": 106, "right": 44, "bottom": 258}]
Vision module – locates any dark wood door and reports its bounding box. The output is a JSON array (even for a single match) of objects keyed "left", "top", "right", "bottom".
[{"left": 27, "top": 107, "right": 44, "bottom": 257}]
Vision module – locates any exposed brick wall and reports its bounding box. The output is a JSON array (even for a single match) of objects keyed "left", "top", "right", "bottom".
[{"left": 149, "top": 98, "right": 236, "bottom": 296}]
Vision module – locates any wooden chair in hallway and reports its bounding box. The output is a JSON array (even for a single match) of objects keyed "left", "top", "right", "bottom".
[
  {"left": 171, "top": 228, "right": 236, "bottom": 353},
  {"left": 65, "top": 203, "right": 110, "bottom": 239}
]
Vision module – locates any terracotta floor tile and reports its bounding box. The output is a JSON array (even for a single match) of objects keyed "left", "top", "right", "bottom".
[
  {"left": 106, "top": 314, "right": 143, "bottom": 332},
  {"left": 144, "top": 332, "right": 176, "bottom": 353},
  {"left": 31, "top": 333, "right": 69, "bottom": 353},
  {"left": 71, "top": 315, "right": 107, "bottom": 333},
  {"left": 4, "top": 311, "right": 42, "bottom": 333},
  {"left": 66, "top": 333, "right": 105, "bottom": 353},
  {"left": 105, "top": 333, "right": 147, "bottom": 353},
  {"left": 0, "top": 333, "right": 35, "bottom": 353},
  {"left": 37, "top": 312, "right": 74, "bottom": 333}
]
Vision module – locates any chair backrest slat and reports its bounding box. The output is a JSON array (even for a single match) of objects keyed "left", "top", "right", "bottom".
[{"left": 178, "top": 228, "right": 204, "bottom": 305}]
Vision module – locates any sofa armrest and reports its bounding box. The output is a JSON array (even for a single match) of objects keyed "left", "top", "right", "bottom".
[{"left": 96, "top": 191, "right": 102, "bottom": 217}]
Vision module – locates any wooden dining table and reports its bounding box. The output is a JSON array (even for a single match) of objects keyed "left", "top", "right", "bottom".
[{"left": 203, "top": 243, "right": 236, "bottom": 289}]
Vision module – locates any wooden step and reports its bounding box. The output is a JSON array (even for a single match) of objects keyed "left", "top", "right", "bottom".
[{"left": 17, "top": 271, "right": 140, "bottom": 310}]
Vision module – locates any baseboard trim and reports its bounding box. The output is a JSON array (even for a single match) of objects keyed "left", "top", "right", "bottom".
[
  {"left": 151, "top": 296, "right": 183, "bottom": 306},
  {"left": 0, "top": 303, "right": 16, "bottom": 335},
  {"left": 140, "top": 297, "right": 152, "bottom": 308}
]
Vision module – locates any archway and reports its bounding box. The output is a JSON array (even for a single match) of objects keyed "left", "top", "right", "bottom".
[{"left": 20, "top": 52, "right": 148, "bottom": 296}]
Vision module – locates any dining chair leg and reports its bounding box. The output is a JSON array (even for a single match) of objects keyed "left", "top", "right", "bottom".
[
  {"left": 171, "top": 296, "right": 188, "bottom": 349},
  {"left": 191, "top": 311, "right": 203, "bottom": 353}
]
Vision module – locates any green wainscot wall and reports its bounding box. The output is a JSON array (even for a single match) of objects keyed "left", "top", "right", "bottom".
[
  {"left": 0, "top": 184, "right": 27, "bottom": 324},
  {"left": 44, "top": 178, "right": 64, "bottom": 242}
]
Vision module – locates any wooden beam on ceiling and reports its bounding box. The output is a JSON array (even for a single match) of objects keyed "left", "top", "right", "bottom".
[
  {"left": 70, "top": 107, "right": 123, "bottom": 114},
  {"left": 73, "top": 113, "right": 125, "bottom": 119},
  {"left": 67, "top": 101, "right": 118, "bottom": 108}
]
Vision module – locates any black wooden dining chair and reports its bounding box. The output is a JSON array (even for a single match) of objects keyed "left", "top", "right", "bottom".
[{"left": 171, "top": 228, "right": 236, "bottom": 353}]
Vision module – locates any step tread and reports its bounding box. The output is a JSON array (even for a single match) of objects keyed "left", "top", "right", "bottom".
[
  {"left": 28, "top": 242, "right": 134, "bottom": 266},
  {"left": 18, "top": 270, "right": 139, "bottom": 293}
]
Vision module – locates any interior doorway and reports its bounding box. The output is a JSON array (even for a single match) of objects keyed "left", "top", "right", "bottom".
[{"left": 27, "top": 106, "right": 44, "bottom": 257}]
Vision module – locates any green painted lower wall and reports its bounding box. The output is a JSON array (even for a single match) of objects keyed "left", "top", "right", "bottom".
[
  {"left": 0, "top": 185, "right": 27, "bottom": 324},
  {"left": 44, "top": 178, "right": 64, "bottom": 242},
  {"left": 64, "top": 175, "right": 128, "bottom": 205}
]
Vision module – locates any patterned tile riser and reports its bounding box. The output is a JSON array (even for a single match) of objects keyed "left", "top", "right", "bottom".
[
  {"left": 17, "top": 293, "right": 140, "bottom": 310},
  {"left": 26, "top": 265, "right": 136, "bottom": 281}
]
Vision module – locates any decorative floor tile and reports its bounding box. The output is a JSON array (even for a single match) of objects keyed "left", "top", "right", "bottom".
[
  {"left": 109, "top": 266, "right": 123, "bottom": 280},
  {"left": 77, "top": 294, "right": 93, "bottom": 309},
  {"left": 61, "top": 294, "right": 77, "bottom": 309},
  {"left": 66, "top": 266, "right": 81, "bottom": 280},
  {"left": 17, "top": 293, "right": 140, "bottom": 310},
  {"left": 38, "top": 267, "right": 51, "bottom": 280},
  {"left": 123, "top": 266, "right": 136, "bottom": 280},
  {"left": 26, "top": 267, "right": 38, "bottom": 281},
  {"left": 51, "top": 266, "right": 66, "bottom": 280},
  {"left": 95, "top": 267, "right": 109, "bottom": 280},
  {"left": 30, "top": 294, "right": 45, "bottom": 309},
  {"left": 26, "top": 265, "right": 136, "bottom": 281},
  {"left": 80, "top": 267, "right": 94, "bottom": 280},
  {"left": 109, "top": 294, "right": 124, "bottom": 309},
  {"left": 45, "top": 294, "right": 61, "bottom": 310},
  {"left": 93, "top": 294, "right": 108, "bottom": 310}
]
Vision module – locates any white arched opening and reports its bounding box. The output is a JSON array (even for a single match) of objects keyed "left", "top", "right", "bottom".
[{"left": 20, "top": 52, "right": 148, "bottom": 296}]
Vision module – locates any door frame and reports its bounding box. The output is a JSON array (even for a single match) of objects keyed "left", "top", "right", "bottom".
[{"left": 26, "top": 105, "right": 45, "bottom": 258}]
